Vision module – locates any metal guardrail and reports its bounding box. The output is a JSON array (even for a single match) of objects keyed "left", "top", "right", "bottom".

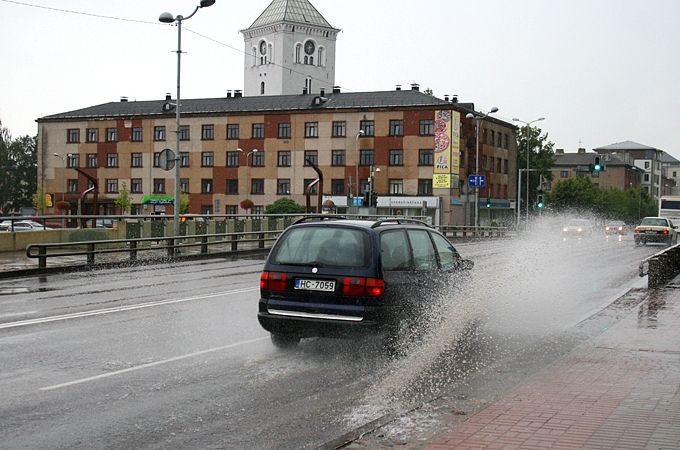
[
  {"left": 639, "top": 243, "right": 680, "bottom": 288},
  {"left": 438, "top": 225, "right": 510, "bottom": 239},
  {"left": 26, "top": 230, "right": 282, "bottom": 269}
]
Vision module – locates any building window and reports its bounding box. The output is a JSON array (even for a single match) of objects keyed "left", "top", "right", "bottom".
[
  {"left": 504, "top": 133, "right": 509, "bottom": 149},
  {"left": 644, "top": 173, "right": 650, "bottom": 182},
  {"left": 490, "top": 130, "right": 495, "bottom": 147},
  {"left": 227, "top": 124, "right": 239, "bottom": 140},
  {"left": 331, "top": 179, "right": 345, "bottom": 195},
  {"left": 179, "top": 178, "right": 189, "bottom": 193},
  {"left": 252, "top": 152, "right": 265, "bottom": 167},
  {"left": 483, "top": 128, "right": 488, "bottom": 144},
  {"left": 252, "top": 123, "right": 265, "bottom": 139},
  {"left": 226, "top": 205, "right": 238, "bottom": 215},
  {"left": 331, "top": 150, "right": 345, "bottom": 166},
  {"left": 560, "top": 170, "right": 569, "bottom": 178},
  {"left": 67, "top": 154, "right": 79, "bottom": 168},
  {"left": 106, "top": 153, "right": 118, "bottom": 168},
  {"left": 105, "top": 179, "right": 118, "bottom": 193},
  {"left": 67, "top": 128, "right": 80, "bottom": 143},
  {"left": 131, "top": 152, "right": 143, "bottom": 168},
  {"left": 360, "top": 179, "right": 370, "bottom": 194},
  {"left": 304, "top": 150, "right": 318, "bottom": 166},
  {"left": 482, "top": 156, "right": 487, "bottom": 170},
  {"left": 67, "top": 179, "right": 79, "bottom": 193},
  {"left": 419, "top": 120, "right": 434, "bottom": 136},
  {"left": 201, "top": 205, "right": 213, "bottom": 215},
  {"left": 201, "top": 124, "right": 215, "bottom": 140},
  {"left": 179, "top": 125, "right": 190, "bottom": 141},
  {"left": 460, "top": 150, "right": 465, "bottom": 167},
  {"left": 131, "top": 178, "right": 143, "bottom": 194},
  {"left": 86, "top": 153, "right": 98, "bottom": 168},
  {"left": 154, "top": 126, "right": 166, "bottom": 141},
  {"left": 504, "top": 159, "right": 509, "bottom": 174},
  {"left": 332, "top": 121, "right": 346, "bottom": 137},
  {"left": 131, "top": 127, "right": 143, "bottom": 142},
  {"left": 418, "top": 179, "right": 433, "bottom": 195},
  {"left": 153, "top": 152, "right": 160, "bottom": 168},
  {"left": 226, "top": 151, "right": 240, "bottom": 167},
  {"left": 86, "top": 128, "right": 98, "bottom": 143},
  {"left": 277, "top": 151, "right": 291, "bottom": 167},
  {"left": 201, "top": 151, "right": 214, "bottom": 167},
  {"left": 180, "top": 152, "right": 189, "bottom": 168},
  {"left": 226, "top": 179, "right": 239, "bottom": 195},
  {"left": 201, "top": 179, "right": 213, "bottom": 194},
  {"left": 419, "top": 149, "right": 433, "bottom": 166},
  {"left": 496, "top": 157, "right": 502, "bottom": 173},
  {"left": 304, "top": 179, "right": 318, "bottom": 195},
  {"left": 304, "top": 122, "right": 319, "bottom": 138},
  {"left": 278, "top": 123, "right": 291, "bottom": 139},
  {"left": 489, "top": 157, "right": 495, "bottom": 172},
  {"left": 360, "top": 149, "right": 374, "bottom": 166},
  {"left": 251, "top": 178, "right": 265, "bottom": 194},
  {"left": 277, "top": 179, "right": 291, "bottom": 195},
  {"left": 644, "top": 161, "right": 650, "bottom": 169},
  {"left": 389, "top": 120, "right": 404, "bottom": 136},
  {"left": 389, "top": 179, "right": 404, "bottom": 194},
  {"left": 389, "top": 149, "right": 404, "bottom": 166},
  {"left": 153, "top": 179, "right": 166, "bottom": 194},
  {"left": 360, "top": 120, "right": 375, "bottom": 137},
  {"left": 106, "top": 127, "right": 117, "bottom": 142}
]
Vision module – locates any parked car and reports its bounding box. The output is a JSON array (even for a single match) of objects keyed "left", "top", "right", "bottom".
[
  {"left": 258, "top": 216, "right": 474, "bottom": 348},
  {"left": 7, "top": 220, "right": 52, "bottom": 231},
  {"left": 604, "top": 220, "right": 627, "bottom": 235},
  {"left": 95, "top": 218, "right": 115, "bottom": 228},
  {"left": 561, "top": 219, "right": 594, "bottom": 238},
  {"left": 634, "top": 217, "right": 678, "bottom": 246}
]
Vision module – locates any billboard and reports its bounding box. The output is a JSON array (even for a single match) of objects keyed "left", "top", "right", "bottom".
[{"left": 432, "top": 110, "right": 461, "bottom": 189}]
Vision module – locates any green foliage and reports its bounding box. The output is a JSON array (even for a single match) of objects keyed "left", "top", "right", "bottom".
[
  {"left": 0, "top": 121, "right": 37, "bottom": 214},
  {"left": 265, "top": 197, "right": 305, "bottom": 215},
  {"left": 516, "top": 125, "right": 555, "bottom": 208},
  {"left": 179, "top": 193, "right": 190, "bottom": 214},
  {"left": 114, "top": 182, "right": 132, "bottom": 214},
  {"left": 32, "top": 185, "right": 47, "bottom": 214}
]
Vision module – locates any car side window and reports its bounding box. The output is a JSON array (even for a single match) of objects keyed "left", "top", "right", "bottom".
[
  {"left": 407, "top": 229, "right": 437, "bottom": 271},
  {"left": 430, "top": 232, "right": 460, "bottom": 270},
  {"left": 380, "top": 230, "right": 411, "bottom": 270}
]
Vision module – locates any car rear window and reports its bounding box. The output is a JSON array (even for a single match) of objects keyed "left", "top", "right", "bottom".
[
  {"left": 640, "top": 218, "right": 668, "bottom": 227},
  {"left": 270, "top": 226, "right": 370, "bottom": 268}
]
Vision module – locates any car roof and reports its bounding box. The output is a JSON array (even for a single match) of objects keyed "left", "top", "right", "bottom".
[{"left": 291, "top": 216, "right": 432, "bottom": 230}]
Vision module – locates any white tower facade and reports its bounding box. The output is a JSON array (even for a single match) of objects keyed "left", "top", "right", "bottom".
[{"left": 241, "top": 0, "right": 339, "bottom": 96}]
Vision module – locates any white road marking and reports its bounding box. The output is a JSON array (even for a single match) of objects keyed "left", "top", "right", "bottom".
[
  {"left": 40, "top": 336, "right": 269, "bottom": 391},
  {"left": 0, "top": 287, "right": 259, "bottom": 330}
]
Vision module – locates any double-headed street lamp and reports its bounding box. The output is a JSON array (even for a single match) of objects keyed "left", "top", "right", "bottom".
[
  {"left": 512, "top": 116, "right": 545, "bottom": 227},
  {"left": 465, "top": 107, "right": 499, "bottom": 227},
  {"left": 238, "top": 148, "right": 258, "bottom": 196},
  {"left": 159, "top": 0, "right": 215, "bottom": 238}
]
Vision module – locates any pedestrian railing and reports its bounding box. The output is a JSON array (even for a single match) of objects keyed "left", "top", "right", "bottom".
[
  {"left": 437, "top": 225, "right": 510, "bottom": 239},
  {"left": 639, "top": 243, "right": 680, "bottom": 288},
  {"left": 25, "top": 230, "right": 282, "bottom": 269}
]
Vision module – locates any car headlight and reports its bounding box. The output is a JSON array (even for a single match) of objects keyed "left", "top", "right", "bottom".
[{"left": 577, "top": 228, "right": 583, "bottom": 232}]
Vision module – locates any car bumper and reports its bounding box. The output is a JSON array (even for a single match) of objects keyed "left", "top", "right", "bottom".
[{"left": 635, "top": 233, "right": 671, "bottom": 242}]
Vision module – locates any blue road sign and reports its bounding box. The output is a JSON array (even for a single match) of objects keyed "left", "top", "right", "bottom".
[
  {"left": 468, "top": 175, "right": 486, "bottom": 187},
  {"left": 352, "top": 196, "right": 364, "bottom": 207}
]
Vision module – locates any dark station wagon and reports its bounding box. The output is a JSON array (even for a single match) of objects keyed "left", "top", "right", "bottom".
[{"left": 258, "top": 217, "right": 474, "bottom": 348}]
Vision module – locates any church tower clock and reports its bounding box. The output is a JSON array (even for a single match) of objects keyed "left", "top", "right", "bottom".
[{"left": 241, "top": 0, "right": 339, "bottom": 96}]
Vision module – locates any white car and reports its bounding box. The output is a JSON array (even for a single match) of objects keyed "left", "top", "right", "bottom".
[{"left": 3, "top": 220, "right": 52, "bottom": 231}]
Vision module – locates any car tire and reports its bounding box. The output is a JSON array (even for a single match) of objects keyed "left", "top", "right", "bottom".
[{"left": 270, "top": 333, "right": 300, "bottom": 349}]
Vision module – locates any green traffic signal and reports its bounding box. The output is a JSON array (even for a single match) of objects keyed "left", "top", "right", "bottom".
[
  {"left": 537, "top": 194, "right": 545, "bottom": 208},
  {"left": 485, "top": 198, "right": 491, "bottom": 208}
]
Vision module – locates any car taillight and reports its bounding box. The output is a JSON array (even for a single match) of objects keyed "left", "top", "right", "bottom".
[
  {"left": 663, "top": 229, "right": 669, "bottom": 235},
  {"left": 634, "top": 227, "right": 641, "bottom": 234},
  {"left": 342, "top": 277, "right": 385, "bottom": 297},
  {"left": 260, "top": 272, "right": 287, "bottom": 291}
]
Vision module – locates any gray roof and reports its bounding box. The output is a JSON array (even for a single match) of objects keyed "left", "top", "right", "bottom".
[
  {"left": 660, "top": 151, "right": 680, "bottom": 164},
  {"left": 246, "top": 0, "right": 336, "bottom": 30},
  {"left": 594, "top": 140, "right": 659, "bottom": 151},
  {"left": 38, "top": 90, "right": 453, "bottom": 122},
  {"left": 554, "top": 152, "right": 633, "bottom": 167}
]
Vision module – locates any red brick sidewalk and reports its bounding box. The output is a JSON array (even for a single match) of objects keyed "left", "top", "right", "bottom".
[{"left": 428, "top": 289, "right": 680, "bottom": 450}]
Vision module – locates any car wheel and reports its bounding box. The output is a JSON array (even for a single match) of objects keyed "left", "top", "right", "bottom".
[
  {"left": 635, "top": 238, "right": 640, "bottom": 246},
  {"left": 270, "top": 333, "right": 300, "bottom": 349}
]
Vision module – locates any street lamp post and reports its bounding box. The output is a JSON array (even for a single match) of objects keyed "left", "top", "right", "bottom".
[
  {"left": 354, "top": 130, "right": 365, "bottom": 203},
  {"left": 159, "top": 0, "right": 215, "bottom": 240},
  {"left": 465, "top": 107, "right": 498, "bottom": 227},
  {"left": 368, "top": 165, "right": 380, "bottom": 213},
  {"left": 52, "top": 153, "right": 66, "bottom": 227},
  {"left": 512, "top": 116, "right": 545, "bottom": 228},
  {"left": 238, "top": 148, "right": 258, "bottom": 203}
]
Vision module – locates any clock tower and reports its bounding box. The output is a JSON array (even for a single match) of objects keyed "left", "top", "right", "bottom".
[{"left": 241, "top": 0, "right": 339, "bottom": 96}]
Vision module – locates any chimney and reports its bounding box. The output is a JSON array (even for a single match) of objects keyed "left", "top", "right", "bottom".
[
  {"left": 556, "top": 148, "right": 564, "bottom": 155},
  {"left": 226, "top": 90, "right": 232, "bottom": 98},
  {"left": 165, "top": 93, "right": 172, "bottom": 101},
  {"left": 395, "top": 84, "right": 402, "bottom": 91},
  {"left": 411, "top": 83, "right": 420, "bottom": 91},
  {"left": 120, "top": 96, "right": 128, "bottom": 102},
  {"left": 320, "top": 87, "right": 325, "bottom": 96},
  {"left": 234, "top": 90, "right": 242, "bottom": 98},
  {"left": 577, "top": 148, "right": 586, "bottom": 154},
  {"left": 333, "top": 86, "right": 341, "bottom": 94},
  {"left": 451, "top": 95, "right": 458, "bottom": 104},
  {"left": 444, "top": 95, "right": 450, "bottom": 102}
]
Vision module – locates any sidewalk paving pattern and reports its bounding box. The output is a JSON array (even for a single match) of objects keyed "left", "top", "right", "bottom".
[{"left": 428, "top": 285, "right": 680, "bottom": 449}]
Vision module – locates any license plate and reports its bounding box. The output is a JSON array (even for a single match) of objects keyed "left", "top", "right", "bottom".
[
  {"left": 645, "top": 230, "right": 658, "bottom": 234},
  {"left": 294, "top": 279, "right": 336, "bottom": 292}
]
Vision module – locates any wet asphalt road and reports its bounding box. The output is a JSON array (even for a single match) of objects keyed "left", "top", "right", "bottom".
[{"left": 0, "top": 232, "right": 661, "bottom": 449}]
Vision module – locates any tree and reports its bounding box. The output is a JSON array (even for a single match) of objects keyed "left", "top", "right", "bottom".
[
  {"left": 32, "top": 185, "right": 48, "bottom": 214},
  {"left": 548, "top": 177, "right": 599, "bottom": 210},
  {"left": 0, "top": 121, "right": 37, "bottom": 214},
  {"left": 265, "top": 198, "right": 305, "bottom": 215},
  {"left": 516, "top": 125, "right": 555, "bottom": 212},
  {"left": 115, "top": 182, "right": 132, "bottom": 214},
  {"left": 179, "top": 193, "right": 190, "bottom": 214}
]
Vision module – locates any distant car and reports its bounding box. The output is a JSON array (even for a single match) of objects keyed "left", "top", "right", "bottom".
[
  {"left": 561, "top": 219, "right": 593, "bottom": 238},
  {"left": 634, "top": 217, "right": 678, "bottom": 246},
  {"left": 604, "top": 220, "right": 627, "bottom": 235},
  {"left": 95, "top": 218, "right": 115, "bottom": 228},
  {"left": 9, "top": 220, "right": 52, "bottom": 231},
  {"left": 258, "top": 216, "right": 474, "bottom": 348}
]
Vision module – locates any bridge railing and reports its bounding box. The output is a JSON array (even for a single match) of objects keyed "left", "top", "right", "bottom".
[{"left": 639, "top": 243, "right": 680, "bottom": 288}]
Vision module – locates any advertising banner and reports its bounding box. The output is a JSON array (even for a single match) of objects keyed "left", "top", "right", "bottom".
[{"left": 432, "top": 110, "right": 461, "bottom": 189}]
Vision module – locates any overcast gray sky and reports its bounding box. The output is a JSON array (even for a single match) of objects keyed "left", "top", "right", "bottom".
[{"left": 1, "top": 0, "right": 679, "bottom": 158}]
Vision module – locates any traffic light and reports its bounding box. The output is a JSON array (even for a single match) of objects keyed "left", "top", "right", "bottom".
[
  {"left": 537, "top": 194, "right": 545, "bottom": 208},
  {"left": 363, "top": 191, "right": 370, "bottom": 206},
  {"left": 45, "top": 193, "right": 53, "bottom": 208},
  {"left": 485, "top": 198, "right": 491, "bottom": 208},
  {"left": 592, "top": 155, "right": 605, "bottom": 172},
  {"left": 371, "top": 191, "right": 378, "bottom": 207}
]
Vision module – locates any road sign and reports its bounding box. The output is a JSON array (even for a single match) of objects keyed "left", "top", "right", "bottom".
[
  {"left": 352, "top": 196, "right": 364, "bottom": 207},
  {"left": 468, "top": 175, "right": 486, "bottom": 187},
  {"left": 158, "top": 148, "right": 176, "bottom": 171}
]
